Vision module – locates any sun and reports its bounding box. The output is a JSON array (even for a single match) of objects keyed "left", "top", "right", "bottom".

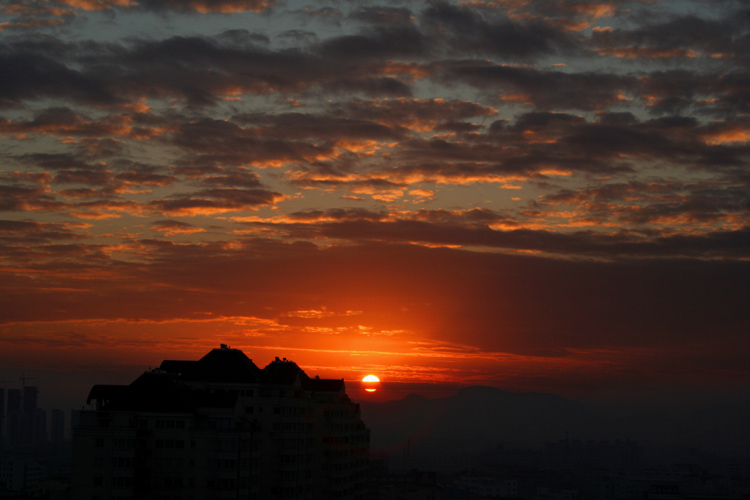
[{"left": 362, "top": 374, "right": 380, "bottom": 393}]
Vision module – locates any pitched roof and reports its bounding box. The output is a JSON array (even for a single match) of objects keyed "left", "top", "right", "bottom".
[
  {"left": 158, "top": 347, "right": 345, "bottom": 393},
  {"left": 87, "top": 371, "right": 238, "bottom": 412},
  {"left": 160, "top": 347, "right": 262, "bottom": 383},
  {"left": 262, "top": 359, "right": 306, "bottom": 385}
]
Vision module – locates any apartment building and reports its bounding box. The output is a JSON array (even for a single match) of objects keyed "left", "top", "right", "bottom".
[{"left": 72, "top": 345, "right": 370, "bottom": 500}]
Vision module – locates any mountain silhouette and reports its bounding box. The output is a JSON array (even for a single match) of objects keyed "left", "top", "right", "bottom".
[
  {"left": 361, "top": 386, "right": 587, "bottom": 455},
  {"left": 360, "top": 386, "right": 750, "bottom": 460}
]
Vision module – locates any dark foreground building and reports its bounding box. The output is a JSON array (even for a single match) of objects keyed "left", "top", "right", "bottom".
[{"left": 72, "top": 345, "right": 370, "bottom": 500}]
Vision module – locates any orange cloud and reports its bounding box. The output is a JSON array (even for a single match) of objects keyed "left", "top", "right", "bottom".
[
  {"left": 56, "top": 0, "right": 134, "bottom": 11},
  {"left": 597, "top": 46, "right": 698, "bottom": 59},
  {"left": 0, "top": 19, "right": 66, "bottom": 30},
  {"left": 701, "top": 127, "right": 750, "bottom": 145}
]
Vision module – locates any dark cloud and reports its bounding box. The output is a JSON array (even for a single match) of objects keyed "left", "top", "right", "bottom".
[
  {"left": 233, "top": 112, "right": 409, "bottom": 141},
  {"left": 0, "top": 219, "right": 85, "bottom": 243},
  {"left": 349, "top": 7, "right": 415, "bottom": 26},
  {"left": 589, "top": 11, "right": 750, "bottom": 61},
  {"left": 0, "top": 50, "right": 118, "bottom": 108},
  {"left": 317, "top": 24, "right": 428, "bottom": 61},
  {"left": 537, "top": 179, "right": 750, "bottom": 227},
  {"left": 164, "top": 117, "right": 338, "bottom": 167},
  {"left": 0, "top": 179, "right": 62, "bottom": 212},
  {"left": 297, "top": 219, "right": 750, "bottom": 259},
  {"left": 54, "top": 0, "right": 276, "bottom": 13},
  {"left": 151, "top": 219, "right": 205, "bottom": 235},
  {"left": 199, "top": 169, "right": 263, "bottom": 188},
  {"left": 287, "top": 208, "right": 391, "bottom": 222},
  {"left": 114, "top": 170, "right": 176, "bottom": 187},
  {"left": 0, "top": 32, "right": 420, "bottom": 109},
  {"left": 334, "top": 98, "right": 497, "bottom": 129},
  {"left": 148, "top": 187, "right": 285, "bottom": 215},
  {"left": 422, "top": 1, "right": 581, "bottom": 60},
  {"left": 437, "top": 60, "right": 635, "bottom": 111}
]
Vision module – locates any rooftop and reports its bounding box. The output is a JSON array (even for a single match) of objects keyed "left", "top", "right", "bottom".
[{"left": 88, "top": 345, "right": 345, "bottom": 410}]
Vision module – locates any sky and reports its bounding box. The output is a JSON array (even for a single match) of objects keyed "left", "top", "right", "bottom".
[{"left": 1, "top": 0, "right": 749, "bottom": 410}]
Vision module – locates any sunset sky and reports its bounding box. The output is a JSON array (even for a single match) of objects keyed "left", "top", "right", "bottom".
[{"left": 1, "top": 0, "right": 749, "bottom": 409}]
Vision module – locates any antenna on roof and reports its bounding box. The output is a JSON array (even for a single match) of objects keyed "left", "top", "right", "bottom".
[{"left": 20, "top": 374, "right": 37, "bottom": 389}]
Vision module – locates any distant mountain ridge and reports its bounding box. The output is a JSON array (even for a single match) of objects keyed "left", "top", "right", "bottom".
[{"left": 359, "top": 386, "right": 750, "bottom": 458}]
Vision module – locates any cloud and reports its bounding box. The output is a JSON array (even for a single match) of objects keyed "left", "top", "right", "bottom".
[
  {"left": 148, "top": 188, "right": 286, "bottom": 216},
  {"left": 151, "top": 219, "right": 206, "bottom": 235},
  {"left": 437, "top": 60, "right": 634, "bottom": 111},
  {"left": 0, "top": 32, "right": 420, "bottom": 110},
  {"left": 421, "top": 1, "right": 580, "bottom": 59},
  {"left": 589, "top": 12, "right": 748, "bottom": 61},
  {"left": 135, "top": 0, "right": 276, "bottom": 13},
  {"left": 1, "top": 238, "right": 747, "bottom": 364},
  {"left": 48, "top": 0, "right": 276, "bottom": 13},
  {"left": 0, "top": 219, "right": 87, "bottom": 243}
]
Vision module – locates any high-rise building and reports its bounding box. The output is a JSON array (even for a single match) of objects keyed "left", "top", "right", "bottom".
[
  {"left": 18, "top": 387, "right": 39, "bottom": 447},
  {"left": 0, "top": 388, "right": 5, "bottom": 445},
  {"left": 32, "top": 408, "right": 47, "bottom": 445},
  {"left": 72, "top": 345, "right": 370, "bottom": 500},
  {"left": 7, "top": 389, "right": 20, "bottom": 414},
  {"left": 22, "top": 386, "right": 37, "bottom": 414},
  {"left": 51, "top": 409, "right": 66, "bottom": 445},
  {"left": 6, "top": 389, "right": 21, "bottom": 448}
]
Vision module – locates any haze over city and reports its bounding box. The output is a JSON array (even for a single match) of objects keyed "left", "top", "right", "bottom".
[{"left": 1, "top": 0, "right": 749, "bottom": 421}]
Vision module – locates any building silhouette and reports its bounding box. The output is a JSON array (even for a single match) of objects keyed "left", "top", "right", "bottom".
[
  {"left": 50, "top": 409, "right": 65, "bottom": 445},
  {"left": 2, "top": 385, "right": 48, "bottom": 450},
  {"left": 72, "top": 345, "right": 370, "bottom": 500}
]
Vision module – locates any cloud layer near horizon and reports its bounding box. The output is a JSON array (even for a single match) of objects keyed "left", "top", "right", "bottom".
[{"left": 1, "top": 0, "right": 749, "bottom": 406}]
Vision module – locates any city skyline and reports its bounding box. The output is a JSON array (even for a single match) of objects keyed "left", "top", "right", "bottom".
[{"left": 1, "top": 0, "right": 749, "bottom": 411}]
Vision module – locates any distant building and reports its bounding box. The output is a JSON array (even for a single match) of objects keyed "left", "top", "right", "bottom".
[
  {"left": 72, "top": 345, "right": 370, "bottom": 500},
  {"left": 0, "top": 456, "right": 45, "bottom": 494},
  {"left": 0, "top": 388, "right": 4, "bottom": 446},
  {"left": 32, "top": 408, "right": 47, "bottom": 445},
  {"left": 3, "top": 385, "right": 47, "bottom": 449},
  {"left": 23, "top": 385, "right": 38, "bottom": 414},
  {"left": 6, "top": 389, "right": 21, "bottom": 448},
  {"left": 51, "top": 409, "right": 65, "bottom": 445},
  {"left": 456, "top": 474, "right": 519, "bottom": 498},
  {"left": 6, "top": 389, "right": 21, "bottom": 414}
]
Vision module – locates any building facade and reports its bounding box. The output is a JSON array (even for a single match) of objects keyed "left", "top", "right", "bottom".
[{"left": 72, "top": 345, "right": 370, "bottom": 500}]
